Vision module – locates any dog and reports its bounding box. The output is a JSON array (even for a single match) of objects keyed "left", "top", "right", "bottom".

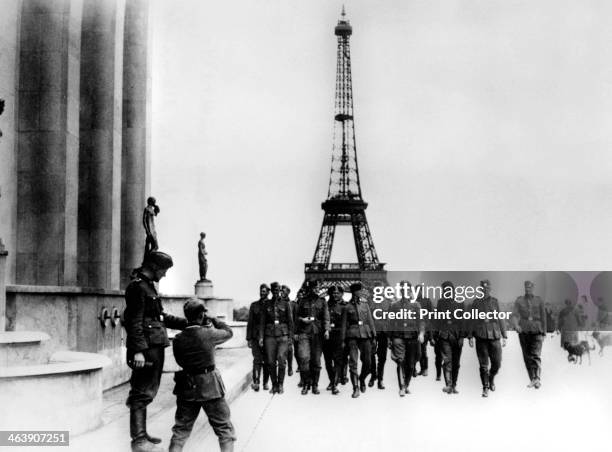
[
  {"left": 592, "top": 331, "right": 612, "bottom": 356},
  {"left": 563, "top": 340, "right": 595, "bottom": 365}
]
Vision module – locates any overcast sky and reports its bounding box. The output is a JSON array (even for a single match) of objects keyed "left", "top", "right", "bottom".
[{"left": 150, "top": 0, "right": 612, "bottom": 305}]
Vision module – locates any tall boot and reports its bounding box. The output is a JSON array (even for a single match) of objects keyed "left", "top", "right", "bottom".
[
  {"left": 143, "top": 408, "right": 161, "bottom": 444},
  {"left": 479, "top": 368, "right": 489, "bottom": 398},
  {"left": 262, "top": 365, "right": 270, "bottom": 390},
  {"left": 331, "top": 366, "right": 340, "bottom": 395},
  {"left": 368, "top": 354, "right": 377, "bottom": 387},
  {"left": 350, "top": 373, "right": 360, "bottom": 398},
  {"left": 396, "top": 364, "right": 406, "bottom": 397},
  {"left": 325, "top": 362, "right": 334, "bottom": 390},
  {"left": 403, "top": 362, "right": 413, "bottom": 394},
  {"left": 311, "top": 370, "right": 321, "bottom": 394},
  {"left": 377, "top": 360, "right": 385, "bottom": 389},
  {"left": 341, "top": 362, "right": 348, "bottom": 385},
  {"left": 220, "top": 440, "right": 235, "bottom": 452},
  {"left": 287, "top": 348, "right": 294, "bottom": 377},
  {"left": 489, "top": 371, "right": 496, "bottom": 392},
  {"left": 451, "top": 365, "right": 460, "bottom": 394},
  {"left": 251, "top": 365, "right": 260, "bottom": 391},
  {"left": 277, "top": 368, "right": 285, "bottom": 394},
  {"left": 300, "top": 370, "right": 309, "bottom": 395},
  {"left": 130, "top": 408, "right": 162, "bottom": 452},
  {"left": 269, "top": 365, "right": 278, "bottom": 394},
  {"left": 442, "top": 367, "right": 452, "bottom": 393}
]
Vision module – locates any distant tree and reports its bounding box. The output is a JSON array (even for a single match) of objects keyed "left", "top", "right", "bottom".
[{"left": 233, "top": 306, "right": 249, "bottom": 322}]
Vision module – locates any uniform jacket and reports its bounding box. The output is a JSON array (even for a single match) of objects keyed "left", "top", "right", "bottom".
[
  {"left": 389, "top": 298, "right": 424, "bottom": 339},
  {"left": 327, "top": 300, "right": 345, "bottom": 334},
  {"left": 368, "top": 297, "right": 391, "bottom": 332},
  {"left": 259, "top": 297, "right": 294, "bottom": 340},
  {"left": 417, "top": 296, "right": 434, "bottom": 339},
  {"left": 246, "top": 298, "right": 267, "bottom": 341},
  {"left": 172, "top": 319, "right": 233, "bottom": 401},
  {"left": 295, "top": 293, "right": 330, "bottom": 336},
  {"left": 435, "top": 298, "right": 467, "bottom": 340},
  {"left": 469, "top": 296, "right": 507, "bottom": 340},
  {"left": 341, "top": 297, "right": 376, "bottom": 341},
  {"left": 557, "top": 306, "right": 581, "bottom": 345},
  {"left": 512, "top": 295, "right": 547, "bottom": 334},
  {"left": 123, "top": 275, "right": 187, "bottom": 352}
]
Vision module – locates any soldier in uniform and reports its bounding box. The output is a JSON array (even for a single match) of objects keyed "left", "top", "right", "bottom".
[
  {"left": 259, "top": 282, "right": 293, "bottom": 394},
  {"left": 416, "top": 289, "right": 434, "bottom": 377},
  {"left": 367, "top": 286, "right": 390, "bottom": 389},
  {"left": 295, "top": 280, "right": 330, "bottom": 395},
  {"left": 557, "top": 298, "right": 581, "bottom": 350},
  {"left": 468, "top": 280, "right": 507, "bottom": 397},
  {"left": 246, "top": 284, "right": 270, "bottom": 392},
  {"left": 436, "top": 281, "right": 466, "bottom": 394},
  {"left": 340, "top": 282, "right": 376, "bottom": 398},
  {"left": 339, "top": 290, "right": 350, "bottom": 386},
  {"left": 281, "top": 285, "right": 295, "bottom": 377},
  {"left": 123, "top": 251, "right": 187, "bottom": 452},
  {"left": 322, "top": 286, "right": 346, "bottom": 394},
  {"left": 169, "top": 299, "right": 236, "bottom": 452},
  {"left": 512, "top": 280, "right": 547, "bottom": 389},
  {"left": 389, "top": 281, "right": 425, "bottom": 396}
]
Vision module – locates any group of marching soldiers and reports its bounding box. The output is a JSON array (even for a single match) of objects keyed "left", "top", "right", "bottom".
[
  {"left": 247, "top": 280, "right": 547, "bottom": 398},
  {"left": 246, "top": 278, "right": 550, "bottom": 398}
]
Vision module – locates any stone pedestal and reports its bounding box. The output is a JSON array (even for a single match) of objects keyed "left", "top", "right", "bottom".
[{"left": 194, "top": 280, "right": 213, "bottom": 298}]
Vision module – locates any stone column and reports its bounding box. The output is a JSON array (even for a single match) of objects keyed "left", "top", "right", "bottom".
[
  {"left": 120, "top": 0, "right": 151, "bottom": 288},
  {"left": 78, "top": 0, "right": 125, "bottom": 290},
  {"left": 16, "top": 0, "right": 83, "bottom": 286},
  {"left": 0, "top": 0, "right": 21, "bottom": 286}
]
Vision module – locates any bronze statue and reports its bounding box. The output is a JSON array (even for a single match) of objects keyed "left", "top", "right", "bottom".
[
  {"left": 198, "top": 232, "right": 208, "bottom": 281},
  {"left": 142, "top": 196, "right": 160, "bottom": 259}
]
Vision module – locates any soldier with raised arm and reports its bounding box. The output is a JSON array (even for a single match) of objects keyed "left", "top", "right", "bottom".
[{"left": 169, "top": 299, "right": 236, "bottom": 452}]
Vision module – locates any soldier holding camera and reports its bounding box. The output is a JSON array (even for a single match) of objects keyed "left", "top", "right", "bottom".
[{"left": 169, "top": 299, "right": 236, "bottom": 452}]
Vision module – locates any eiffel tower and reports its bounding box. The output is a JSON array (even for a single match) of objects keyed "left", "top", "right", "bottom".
[{"left": 304, "top": 8, "right": 387, "bottom": 292}]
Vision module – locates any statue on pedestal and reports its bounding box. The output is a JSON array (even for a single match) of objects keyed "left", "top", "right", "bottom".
[
  {"left": 198, "top": 232, "right": 208, "bottom": 281},
  {"left": 142, "top": 196, "right": 160, "bottom": 260}
]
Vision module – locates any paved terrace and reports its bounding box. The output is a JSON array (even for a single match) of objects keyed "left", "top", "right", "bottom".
[{"left": 34, "top": 335, "right": 612, "bottom": 452}]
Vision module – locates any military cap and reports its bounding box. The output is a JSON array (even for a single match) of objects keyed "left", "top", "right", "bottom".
[
  {"left": 281, "top": 285, "right": 290, "bottom": 292},
  {"left": 350, "top": 282, "right": 363, "bottom": 293},
  {"left": 183, "top": 297, "right": 207, "bottom": 321},
  {"left": 524, "top": 280, "right": 534, "bottom": 288},
  {"left": 480, "top": 279, "right": 491, "bottom": 287},
  {"left": 270, "top": 281, "right": 280, "bottom": 290},
  {"left": 399, "top": 280, "right": 412, "bottom": 287},
  {"left": 260, "top": 283, "right": 270, "bottom": 290},
  {"left": 144, "top": 251, "right": 173, "bottom": 270}
]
